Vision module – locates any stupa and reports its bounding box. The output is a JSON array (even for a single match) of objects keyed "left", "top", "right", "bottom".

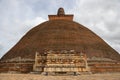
[{"left": 0, "top": 8, "right": 120, "bottom": 74}]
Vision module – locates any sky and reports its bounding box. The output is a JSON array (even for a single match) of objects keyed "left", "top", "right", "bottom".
[{"left": 0, "top": 0, "right": 120, "bottom": 58}]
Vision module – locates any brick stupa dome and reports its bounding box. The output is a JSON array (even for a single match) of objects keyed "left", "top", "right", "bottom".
[{"left": 1, "top": 8, "right": 120, "bottom": 61}]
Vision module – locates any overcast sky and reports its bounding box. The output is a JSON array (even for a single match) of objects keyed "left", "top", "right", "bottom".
[{"left": 0, "top": 0, "right": 120, "bottom": 58}]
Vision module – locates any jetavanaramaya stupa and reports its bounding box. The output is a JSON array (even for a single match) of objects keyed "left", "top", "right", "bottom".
[{"left": 0, "top": 8, "right": 120, "bottom": 74}]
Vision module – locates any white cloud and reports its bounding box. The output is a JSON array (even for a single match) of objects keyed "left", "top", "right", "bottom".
[
  {"left": 70, "top": 0, "right": 120, "bottom": 54},
  {"left": 0, "top": 16, "right": 46, "bottom": 58},
  {"left": 0, "top": 0, "right": 46, "bottom": 58}
]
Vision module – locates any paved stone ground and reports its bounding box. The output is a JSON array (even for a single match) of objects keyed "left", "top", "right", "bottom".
[{"left": 0, "top": 73, "right": 120, "bottom": 80}]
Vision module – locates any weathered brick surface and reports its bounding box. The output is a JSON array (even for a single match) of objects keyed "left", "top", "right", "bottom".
[{"left": 1, "top": 20, "right": 120, "bottom": 61}]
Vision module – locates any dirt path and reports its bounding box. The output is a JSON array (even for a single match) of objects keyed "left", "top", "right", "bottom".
[{"left": 0, "top": 73, "right": 120, "bottom": 80}]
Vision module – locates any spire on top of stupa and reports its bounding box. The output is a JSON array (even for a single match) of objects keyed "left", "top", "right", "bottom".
[
  {"left": 48, "top": 7, "right": 73, "bottom": 21},
  {"left": 57, "top": 7, "right": 65, "bottom": 16}
]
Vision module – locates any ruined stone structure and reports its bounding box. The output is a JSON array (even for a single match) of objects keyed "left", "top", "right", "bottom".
[
  {"left": 0, "top": 8, "right": 120, "bottom": 74},
  {"left": 33, "top": 50, "right": 89, "bottom": 74},
  {"left": 0, "top": 57, "right": 33, "bottom": 73}
]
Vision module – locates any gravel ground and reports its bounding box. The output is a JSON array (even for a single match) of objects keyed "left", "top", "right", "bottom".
[{"left": 0, "top": 73, "right": 120, "bottom": 80}]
